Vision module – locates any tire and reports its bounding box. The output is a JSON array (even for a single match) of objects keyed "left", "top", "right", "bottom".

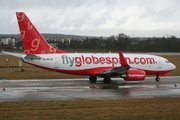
[
  {"left": 103, "top": 77, "right": 111, "bottom": 84},
  {"left": 156, "top": 77, "right": 160, "bottom": 82},
  {"left": 89, "top": 76, "right": 97, "bottom": 83}
]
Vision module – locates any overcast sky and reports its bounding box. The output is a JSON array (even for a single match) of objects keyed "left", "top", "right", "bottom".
[{"left": 0, "top": 0, "right": 180, "bottom": 37}]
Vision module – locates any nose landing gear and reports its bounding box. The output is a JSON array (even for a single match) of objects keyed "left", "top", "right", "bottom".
[{"left": 156, "top": 75, "right": 160, "bottom": 82}]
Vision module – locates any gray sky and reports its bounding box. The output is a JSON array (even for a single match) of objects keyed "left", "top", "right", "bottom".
[{"left": 0, "top": 0, "right": 180, "bottom": 37}]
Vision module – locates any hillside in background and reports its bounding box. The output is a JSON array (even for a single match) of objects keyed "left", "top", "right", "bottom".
[{"left": 0, "top": 33, "right": 93, "bottom": 40}]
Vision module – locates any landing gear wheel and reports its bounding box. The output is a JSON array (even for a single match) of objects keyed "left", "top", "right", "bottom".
[
  {"left": 155, "top": 75, "right": 160, "bottom": 82},
  {"left": 103, "top": 77, "right": 111, "bottom": 84},
  {"left": 89, "top": 76, "right": 97, "bottom": 83}
]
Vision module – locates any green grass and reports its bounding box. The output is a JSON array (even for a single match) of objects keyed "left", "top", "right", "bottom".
[{"left": 0, "top": 98, "right": 180, "bottom": 120}]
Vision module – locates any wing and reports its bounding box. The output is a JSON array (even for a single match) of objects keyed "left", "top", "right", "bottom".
[
  {"left": 98, "top": 66, "right": 127, "bottom": 75},
  {"left": 98, "top": 50, "right": 130, "bottom": 75}
]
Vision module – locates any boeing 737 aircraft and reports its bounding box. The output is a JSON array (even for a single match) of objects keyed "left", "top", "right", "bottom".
[{"left": 3, "top": 12, "right": 176, "bottom": 84}]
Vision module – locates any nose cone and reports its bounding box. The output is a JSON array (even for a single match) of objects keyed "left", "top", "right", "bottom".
[{"left": 171, "top": 63, "right": 176, "bottom": 70}]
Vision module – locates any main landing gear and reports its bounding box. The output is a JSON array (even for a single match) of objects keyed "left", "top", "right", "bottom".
[
  {"left": 89, "top": 76, "right": 112, "bottom": 84},
  {"left": 155, "top": 75, "right": 160, "bottom": 82},
  {"left": 89, "top": 76, "right": 97, "bottom": 83},
  {"left": 103, "top": 77, "right": 112, "bottom": 84}
]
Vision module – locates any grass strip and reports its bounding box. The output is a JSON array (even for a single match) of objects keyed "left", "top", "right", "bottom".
[{"left": 0, "top": 98, "right": 180, "bottom": 120}]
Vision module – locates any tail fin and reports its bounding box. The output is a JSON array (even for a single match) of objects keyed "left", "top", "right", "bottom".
[{"left": 16, "top": 12, "right": 67, "bottom": 54}]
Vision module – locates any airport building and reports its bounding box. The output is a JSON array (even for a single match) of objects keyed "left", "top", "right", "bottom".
[{"left": 1, "top": 38, "right": 15, "bottom": 46}]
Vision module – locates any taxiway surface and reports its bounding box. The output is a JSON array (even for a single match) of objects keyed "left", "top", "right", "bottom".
[{"left": 0, "top": 76, "right": 180, "bottom": 102}]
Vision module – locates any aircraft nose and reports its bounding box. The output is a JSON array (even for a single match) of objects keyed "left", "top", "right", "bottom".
[{"left": 171, "top": 63, "right": 176, "bottom": 70}]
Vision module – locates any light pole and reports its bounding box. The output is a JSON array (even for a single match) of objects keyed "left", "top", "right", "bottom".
[{"left": 6, "top": 58, "right": 8, "bottom": 68}]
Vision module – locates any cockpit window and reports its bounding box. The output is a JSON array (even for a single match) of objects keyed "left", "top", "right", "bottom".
[{"left": 165, "top": 60, "right": 170, "bottom": 63}]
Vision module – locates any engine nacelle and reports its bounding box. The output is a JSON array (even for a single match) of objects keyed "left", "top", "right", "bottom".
[{"left": 122, "top": 69, "right": 146, "bottom": 81}]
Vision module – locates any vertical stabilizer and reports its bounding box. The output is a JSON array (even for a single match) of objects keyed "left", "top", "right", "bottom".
[{"left": 16, "top": 12, "right": 67, "bottom": 54}]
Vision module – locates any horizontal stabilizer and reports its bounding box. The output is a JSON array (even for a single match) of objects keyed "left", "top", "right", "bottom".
[{"left": 2, "top": 51, "right": 23, "bottom": 58}]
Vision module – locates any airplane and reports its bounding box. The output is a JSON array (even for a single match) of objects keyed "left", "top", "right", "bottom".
[{"left": 2, "top": 12, "right": 176, "bottom": 84}]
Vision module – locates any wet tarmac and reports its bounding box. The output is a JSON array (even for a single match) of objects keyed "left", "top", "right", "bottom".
[{"left": 0, "top": 76, "right": 180, "bottom": 102}]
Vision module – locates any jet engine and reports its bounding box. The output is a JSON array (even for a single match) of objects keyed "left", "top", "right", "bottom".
[{"left": 122, "top": 69, "right": 146, "bottom": 81}]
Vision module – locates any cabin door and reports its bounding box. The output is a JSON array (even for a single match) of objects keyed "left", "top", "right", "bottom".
[
  {"left": 158, "top": 60, "right": 162, "bottom": 68},
  {"left": 54, "top": 58, "right": 60, "bottom": 68}
]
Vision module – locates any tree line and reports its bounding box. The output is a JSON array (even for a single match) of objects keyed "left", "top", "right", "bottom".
[
  {"left": 1, "top": 33, "right": 180, "bottom": 52},
  {"left": 57, "top": 33, "right": 180, "bottom": 52}
]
